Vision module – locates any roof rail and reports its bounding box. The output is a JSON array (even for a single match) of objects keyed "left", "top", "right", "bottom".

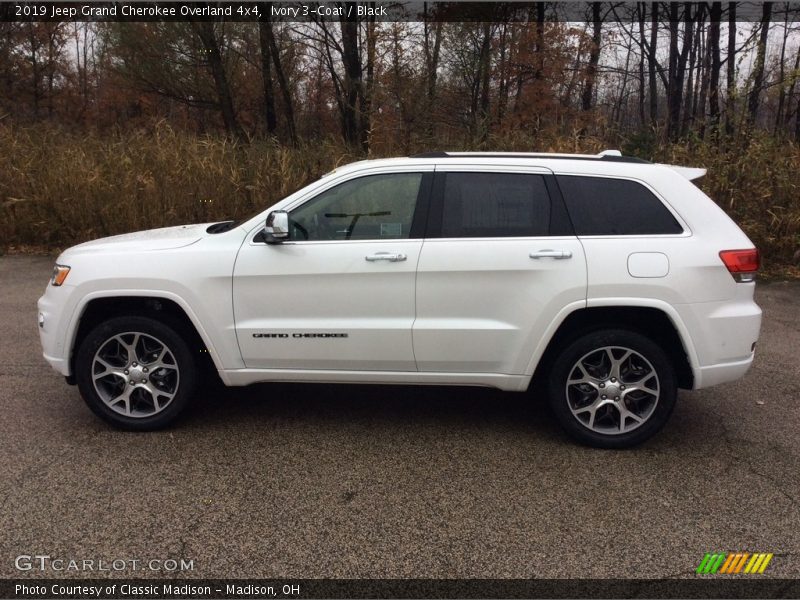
[{"left": 408, "top": 150, "right": 650, "bottom": 164}]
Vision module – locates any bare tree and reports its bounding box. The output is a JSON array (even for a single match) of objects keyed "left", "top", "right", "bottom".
[
  {"left": 192, "top": 22, "right": 243, "bottom": 139},
  {"left": 707, "top": 3, "right": 722, "bottom": 132},
  {"left": 746, "top": 2, "right": 772, "bottom": 127},
  {"left": 725, "top": 2, "right": 737, "bottom": 136},
  {"left": 261, "top": 16, "right": 297, "bottom": 144},
  {"left": 581, "top": 2, "right": 602, "bottom": 112}
]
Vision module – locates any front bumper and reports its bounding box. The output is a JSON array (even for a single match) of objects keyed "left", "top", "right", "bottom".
[{"left": 38, "top": 285, "right": 75, "bottom": 377}]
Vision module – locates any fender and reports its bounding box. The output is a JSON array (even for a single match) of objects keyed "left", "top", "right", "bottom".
[
  {"left": 522, "top": 300, "right": 586, "bottom": 384},
  {"left": 522, "top": 297, "right": 702, "bottom": 388},
  {"left": 63, "top": 289, "right": 234, "bottom": 385}
]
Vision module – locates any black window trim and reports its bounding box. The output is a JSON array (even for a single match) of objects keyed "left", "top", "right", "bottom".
[
  {"left": 424, "top": 170, "right": 575, "bottom": 239},
  {"left": 552, "top": 173, "right": 690, "bottom": 237}
]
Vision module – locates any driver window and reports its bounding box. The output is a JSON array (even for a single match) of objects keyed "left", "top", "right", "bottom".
[{"left": 288, "top": 173, "right": 423, "bottom": 241}]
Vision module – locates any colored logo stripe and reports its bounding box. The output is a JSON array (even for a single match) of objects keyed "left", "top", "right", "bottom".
[
  {"left": 745, "top": 553, "right": 774, "bottom": 574},
  {"left": 697, "top": 553, "right": 774, "bottom": 574}
]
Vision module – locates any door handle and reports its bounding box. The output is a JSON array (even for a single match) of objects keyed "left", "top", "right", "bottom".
[
  {"left": 365, "top": 252, "right": 407, "bottom": 262},
  {"left": 529, "top": 249, "right": 573, "bottom": 259}
]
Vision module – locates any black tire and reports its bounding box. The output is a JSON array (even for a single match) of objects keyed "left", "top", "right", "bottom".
[
  {"left": 75, "top": 315, "right": 198, "bottom": 430},
  {"left": 546, "top": 329, "right": 677, "bottom": 449}
]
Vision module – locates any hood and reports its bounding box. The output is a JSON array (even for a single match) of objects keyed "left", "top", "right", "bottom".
[{"left": 63, "top": 223, "right": 215, "bottom": 256}]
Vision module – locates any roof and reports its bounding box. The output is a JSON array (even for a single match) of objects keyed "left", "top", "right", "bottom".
[{"left": 320, "top": 151, "right": 705, "bottom": 183}]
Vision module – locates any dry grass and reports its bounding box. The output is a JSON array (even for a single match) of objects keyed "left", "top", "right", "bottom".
[
  {"left": 653, "top": 135, "right": 800, "bottom": 276},
  {"left": 2, "top": 123, "right": 798, "bottom": 275},
  {"left": 0, "top": 123, "right": 355, "bottom": 250}
]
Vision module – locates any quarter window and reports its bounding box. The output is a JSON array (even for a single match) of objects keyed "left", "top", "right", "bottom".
[
  {"left": 288, "top": 173, "right": 423, "bottom": 241},
  {"left": 440, "top": 172, "right": 551, "bottom": 238},
  {"left": 556, "top": 176, "right": 683, "bottom": 235}
]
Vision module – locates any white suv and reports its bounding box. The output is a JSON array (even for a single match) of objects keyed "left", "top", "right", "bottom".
[{"left": 37, "top": 151, "right": 762, "bottom": 447}]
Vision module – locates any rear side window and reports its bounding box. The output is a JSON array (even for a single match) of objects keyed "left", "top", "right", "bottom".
[
  {"left": 556, "top": 176, "right": 683, "bottom": 235},
  {"left": 441, "top": 172, "right": 551, "bottom": 237}
]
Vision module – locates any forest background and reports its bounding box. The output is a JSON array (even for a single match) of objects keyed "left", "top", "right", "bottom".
[{"left": 1, "top": 2, "right": 799, "bottom": 276}]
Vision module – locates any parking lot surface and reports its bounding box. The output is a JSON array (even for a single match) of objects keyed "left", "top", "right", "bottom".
[{"left": 1, "top": 255, "right": 798, "bottom": 579}]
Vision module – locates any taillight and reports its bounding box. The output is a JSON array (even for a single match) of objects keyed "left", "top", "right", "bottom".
[{"left": 719, "top": 249, "right": 759, "bottom": 282}]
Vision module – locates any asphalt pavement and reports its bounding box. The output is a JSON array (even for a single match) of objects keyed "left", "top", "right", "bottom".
[{"left": 1, "top": 255, "right": 798, "bottom": 579}]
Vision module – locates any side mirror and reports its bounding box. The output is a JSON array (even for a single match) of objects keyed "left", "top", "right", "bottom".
[{"left": 263, "top": 210, "right": 289, "bottom": 243}]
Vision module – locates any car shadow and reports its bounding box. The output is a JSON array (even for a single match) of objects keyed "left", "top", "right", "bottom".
[{"left": 182, "top": 378, "right": 560, "bottom": 439}]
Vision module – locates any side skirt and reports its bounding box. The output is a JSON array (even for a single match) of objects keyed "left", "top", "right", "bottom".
[{"left": 219, "top": 369, "right": 530, "bottom": 392}]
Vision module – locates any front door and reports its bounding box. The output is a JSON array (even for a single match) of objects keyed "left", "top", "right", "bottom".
[{"left": 233, "top": 170, "right": 431, "bottom": 371}]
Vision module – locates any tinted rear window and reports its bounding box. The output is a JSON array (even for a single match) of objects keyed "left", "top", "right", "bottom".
[
  {"left": 441, "top": 172, "right": 551, "bottom": 237},
  {"left": 557, "top": 176, "right": 683, "bottom": 235}
]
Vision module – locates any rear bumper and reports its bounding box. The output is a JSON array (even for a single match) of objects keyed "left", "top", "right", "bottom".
[
  {"left": 675, "top": 292, "right": 761, "bottom": 390},
  {"left": 694, "top": 355, "right": 755, "bottom": 389}
]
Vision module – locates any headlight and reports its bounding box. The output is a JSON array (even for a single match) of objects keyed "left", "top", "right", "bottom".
[{"left": 51, "top": 264, "right": 71, "bottom": 286}]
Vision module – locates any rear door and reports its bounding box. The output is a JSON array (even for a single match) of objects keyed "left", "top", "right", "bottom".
[{"left": 413, "top": 167, "right": 587, "bottom": 374}]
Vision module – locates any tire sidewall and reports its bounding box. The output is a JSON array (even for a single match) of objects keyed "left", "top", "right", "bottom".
[
  {"left": 547, "top": 329, "right": 677, "bottom": 449},
  {"left": 75, "top": 315, "right": 197, "bottom": 430}
]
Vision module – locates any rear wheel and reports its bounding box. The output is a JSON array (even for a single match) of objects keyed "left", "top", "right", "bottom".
[
  {"left": 75, "top": 316, "right": 197, "bottom": 430},
  {"left": 546, "top": 329, "right": 677, "bottom": 448}
]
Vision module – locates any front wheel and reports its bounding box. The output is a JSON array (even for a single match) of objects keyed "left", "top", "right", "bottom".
[
  {"left": 75, "top": 316, "right": 198, "bottom": 430},
  {"left": 546, "top": 329, "right": 677, "bottom": 448}
]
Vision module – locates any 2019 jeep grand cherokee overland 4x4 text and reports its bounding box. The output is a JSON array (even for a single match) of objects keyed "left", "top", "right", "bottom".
[{"left": 37, "top": 150, "right": 762, "bottom": 448}]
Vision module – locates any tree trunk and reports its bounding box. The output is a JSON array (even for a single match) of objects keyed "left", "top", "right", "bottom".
[
  {"left": 774, "top": 6, "right": 790, "bottom": 133},
  {"left": 746, "top": 2, "right": 771, "bottom": 127},
  {"left": 28, "top": 24, "right": 40, "bottom": 119},
  {"left": 708, "top": 3, "right": 722, "bottom": 131},
  {"left": 258, "top": 22, "right": 277, "bottom": 135},
  {"left": 423, "top": 4, "right": 443, "bottom": 103},
  {"left": 513, "top": 3, "right": 545, "bottom": 114},
  {"left": 47, "top": 29, "right": 56, "bottom": 118},
  {"left": 422, "top": 3, "right": 442, "bottom": 136},
  {"left": 725, "top": 2, "right": 737, "bottom": 136},
  {"left": 796, "top": 95, "right": 800, "bottom": 140},
  {"left": 476, "top": 21, "right": 492, "bottom": 141},
  {"left": 695, "top": 18, "right": 710, "bottom": 137},
  {"left": 637, "top": 3, "right": 647, "bottom": 126},
  {"left": 497, "top": 23, "right": 509, "bottom": 122},
  {"left": 666, "top": 4, "right": 680, "bottom": 138},
  {"left": 648, "top": 2, "right": 658, "bottom": 125},
  {"left": 338, "top": 17, "right": 364, "bottom": 150},
  {"left": 665, "top": 4, "right": 694, "bottom": 140},
  {"left": 682, "top": 8, "right": 702, "bottom": 135},
  {"left": 192, "top": 22, "right": 244, "bottom": 139},
  {"left": 784, "top": 47, "right": 800, "bottom": 130},
  {"left": 264, "top": 16, "right": 298, "bottom": 145},
  {"left": 581, "top": 2, "right": 602, "bottom": 112},
  {"left": 362, "top": 12, "right": 376, "bottom": 151}
]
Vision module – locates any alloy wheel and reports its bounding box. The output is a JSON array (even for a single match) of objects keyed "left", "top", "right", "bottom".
[
  {"left": 565, "top": 345, "right": 660, "bottom": 435},
  {"left": 91, "top": 332, "right": 180, "bottom": 418}
]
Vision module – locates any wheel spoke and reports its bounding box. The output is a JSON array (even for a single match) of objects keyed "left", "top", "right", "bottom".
[
  {"left": 608, "top": 349, "right": 631, "bottom": 380},
  {"left": 106, "top": 386, "right": 132, "bottom": 415},
  {"left": 114, "top": 333, "right": 140, "bottom": 364},
  {"left": 94, "top": 370, "right": 123, "bottom": 381},
  {"left": 623, "top": 373, "right": 659, "bottom": 396},
  {"left": 568, "top": 363, "right": 598, "bottom": 387},
  {"left": 150, "top": 361, "right": 178, "bottom": 372},
  {"left": 93, "top": 357, "right": 125, "bottom": 381}
]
